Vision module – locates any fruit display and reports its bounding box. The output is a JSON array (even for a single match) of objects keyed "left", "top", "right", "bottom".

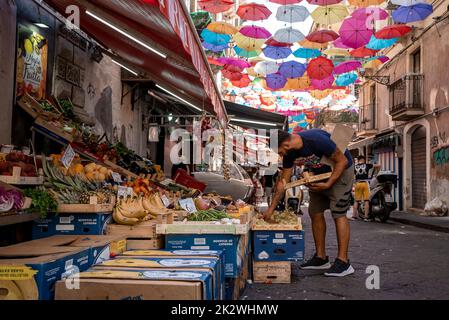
[
  {"left": 0, "top": 152, "right": 41, "bottom": 177},
  {"left": 113, "top": 193, "right": 168, "bottom": 225},
  {"left": 122, "top": 178, "right": 153, "bottom": 196},
  {"left": 254, "top": 210, "right": 298, "bottom": 226},
  {"left": 187, "top": 209, "right": 230, "bottom": 222}
]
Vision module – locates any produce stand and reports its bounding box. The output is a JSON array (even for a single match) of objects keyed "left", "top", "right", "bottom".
[
  {"left": 0, "top": 167, "right": 44, "bottom": 185},
  {"left": 56, "top": 196, "right": 116, "bottom": 213}
]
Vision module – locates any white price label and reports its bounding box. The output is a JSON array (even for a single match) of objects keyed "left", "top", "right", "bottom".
[
  {"left": 178, "top": 198, "right": 197, "bottom": 213},
  {"left": 111, "top": 172, "right": 122, "bottom": 183},
  {"left": 117, "top": 186, "right": 133, "bottom": 198},
  {"left": 161, "top": 195, "right": 171, "bottom": 207},
  {"left": 61, "top": 144, "right": 76, "bottom": 169}
]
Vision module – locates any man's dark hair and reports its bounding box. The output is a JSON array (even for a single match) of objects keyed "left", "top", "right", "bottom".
[
  {"left": 276, "top": 130, "right": 291, "bottom": 151},
  {"left": 357, "top": 155, "right": 366, "bottom": 161}
]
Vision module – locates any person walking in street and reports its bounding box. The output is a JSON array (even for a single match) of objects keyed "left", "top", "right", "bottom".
[
  {"left": 264, "top": 129, "right": 355, "bottom": 277},
  {"left": 351, "top": 155, "right": 381, "bottom": 221}
]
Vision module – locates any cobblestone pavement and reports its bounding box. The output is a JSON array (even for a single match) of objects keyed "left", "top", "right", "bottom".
[{"left": 243, "top": 209, "right": 449, "bottom": 300}]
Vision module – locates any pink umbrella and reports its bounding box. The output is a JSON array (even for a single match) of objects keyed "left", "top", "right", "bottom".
[
  {"left": 222, "top": 65, "right": 244, "bottom": 81},
  {"left": 352, "top": 7, "right": 389, "bottom": 21},
  {"left": 216, "top": 57, "right": 251, "bottom": 69},
  {"left": 270, "top": 0, "right": 302, "bottom": 4},
  {"left": 306, "top": 30, "right": 339, "bottom": 44},
  {"left": 307, "top": 0, "right": 343, "bottom": 5},
  {"left": 333, "top": 37, "right": 352, "bottom": 49},
  {"left": 311, "top": 74, "right": 335, "bottom": 90},
  {"left": 339, "top": 18, "right": 374, "bottom": 49},
  {"left": 333, "top": 60, "right": 362, "bottom": 74},
  {"left": 240, "top": 26, "right": 272, "bottom": 39}
]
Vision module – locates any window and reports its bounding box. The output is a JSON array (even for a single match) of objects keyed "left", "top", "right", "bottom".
[
  {"left": 412, "top": 49, "right": 421, "bottom": 73},
  {"left": 370, "top": 84, "right": 376, "bottom": 129}
]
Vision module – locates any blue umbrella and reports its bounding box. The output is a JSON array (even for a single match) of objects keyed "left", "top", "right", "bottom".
[
  {"left": 202, "top": 41, "right": 229, "bottom": 52},
  {"left": 279, "top": 61, "right": 306, "bottom": 78},
  {"left": 292, "top": 48, "right": 321, "bottom": 59},
  {"left": 200, "top": 29, "right": 231, "bottom": 45},
  {"left": 335, "top": 72, "right": 358, "bottom": 86},
  {"left": 234, "top": 46, "right": 260, "bottom": 58},
  {"left": 266, "top": 73, "right": 287, "bottom": 90},
  {"left": 263, "top": 45, "right": 292, "bottom": 60},
  {"left": 365, "top": 36, "right": 398, "bottom": 50},
  {"left": 392, "top": 4, "right": 433, "bottom": 23}
]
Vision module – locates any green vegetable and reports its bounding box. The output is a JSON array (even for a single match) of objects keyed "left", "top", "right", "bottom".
[
  {"left": 24, "top": 187, "right": 58, "bottom": 219},
  {"left": 58, "top": 99, "right": 75, "bottom": 119},
  {"left": 40, "top": 101, "right": 54, "bottom": 112},
  {"left": 187, "top": 209, "right": 230, "bottom": 222}
]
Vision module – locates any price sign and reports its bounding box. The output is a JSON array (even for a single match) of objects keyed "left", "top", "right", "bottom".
[
  {"left": 111, "top": 172, "right": 122, "bottom": 183},
  {"left": 178, "top": 198, "right": 197, "bottom": 213},
  {"left": 61, "top": 144, "right": 76, "bottom": 169},
  {"left": 160, "top": 194, "right": 171, "bottom": 207},
  {"left": 117, "top": 186, "right": 133, "bottom": 198}
]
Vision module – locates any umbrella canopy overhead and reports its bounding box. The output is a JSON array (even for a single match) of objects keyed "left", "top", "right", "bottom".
[
  {"left": 339, "top": 17, "right": 373, "bottom": 49},
  {"left": 217, "top": 57, "right": 252, "bottom": 69},
  {"left": 237, "top": 3, "right": 272, "bottom": 21},
  {"left": 349, "top": 46, "right": 378, "bottom": 57},
  {"left": 323, "top": 47, "right": 350, "bottom": 56},
  {"left": 351, "top": 7, "right": 389, "bottom": 20},
  {"left": 333, "top": 60, "right": 362, "bottom": 74},
  {"left": 332, "top": 37, "right": 352, "bottom": 49},
  {"left": 234, "top": 46, "right": 261, "bottom": 58},
  {"left": 293, "top": 47, "right": 322, "bottom": 59},
  {"left": 202, "top": 41, "right": 229, "bottom": 52},
  {"left": 240, "top": 26, "right": 272, "bottom": 39},
  {"left": 270, "top": 0, "right": 303, "bottom": 4},
  {"left": 311, "top": 5, "right": 349, "bottom": 25},
  {"left": 266, "top": 73, "right": 288, "bottom": 90},
  {"left": 265, "top": 37, "right": 293, "bottom": 47},
  {"left": 263, "top": 45, "right": 293, "bottom": 59},
  {"left": 311, "top": 74, "right": 335, "bottom": 90},
  {"left": 233, "top": 33, "right": 266, "bottom": 50},
  {"left": 198, "top": 0, "right": 234, "bottom": 14},
  {"left": 335, "top": 72, "right": 358, "bottom": 86},
  {"left": 375, "top": 24, "right": 413, "bottom": 39},
  {"left": 201, "top": 29, "right": 231, "bottom": 45},
  {"left": 276, "top": 5, "right": 310, "bottom": 23},
  {"left": 274, "top": 27, "right": 306, "bottom": 43},
  {"left": 307, "top": 56, "right": 334, "bottom": 80},
  {"left": 279, "top": 61, "right": 307, "bottom": 78},
  {"left": 207, "top": 21, "right": 239, "bottom": 35},
  {"left": 284, "top": 75, "right": 312, "bottom": 90},
  {"left": 310, "top": 89, "right": 333, "bottom": 100},
  {"left": 392, "top": 3, "right": 433, "bottom": 23},
  {"left": 222, "top": 65, "right": 244, "bottom": 81},
  {"left": 347, "top": 0, "right": 386, "bottom": 7},
  {"left": 299, "top": 39, "right": 329, "bottom": 49},
  {"left": 306, "top": 30, "right": 340, "bottom": 43},
  {"left": 307, "top": 0, "right": 343, "bottom": 5},
  {"left": 391, "top": 0, "right": 427, "bottom": 5},
  {"left": 231, "top": 74, "right": 251, "bottom": 88},
  {"left": 254, "top": 61, "right": 280, "bottom": 75},
  {"left": 365, "top": 35, "right": 397, "bottom": 50}
]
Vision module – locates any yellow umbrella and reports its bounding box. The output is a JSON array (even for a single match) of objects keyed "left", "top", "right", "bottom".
[
  {"left": 246, "top": 67, "right": 259, "bottom": 77},
  {"left": 310, "top": 89, "right": 333, "bottom": 100},
  {"left": 311, "top": 5, "right": 349, "bottom": 25},
  {"left": 323, "top": 48, "right": 350, "bottom": 57},
  {"left": 284, "top": 75, "right": 311, "bottom": 90},
  {"left": 233, "top": 33, "right": 265, "bottom": 51},
  {"left": 363, "top": 59, "right": 383, "bottom": 69},
  {"left": 348, "top": 0, "right": 386, "bottom": 7},
  {"left": 207, "top": 21, "right": 239, "bottom": 35},
  {"left": 298, "top": 39, "right": 328, "bottom": 49}
]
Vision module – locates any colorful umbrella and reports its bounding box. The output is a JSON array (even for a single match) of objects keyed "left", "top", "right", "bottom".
[
  {"left": 198, "top": 0, "right": 234, "bottom": 14},
  {"left": 311, "top": 74, "right": 335, "bottom": 90},
  {"left": 365, "top": 35, "right": 397, "bottom": 50},
  {"left": 299, "top": 39, "right": 328, "bottom": 49},
  {"left": 231, "top": 74, "right": 251, "bottom": 88},
  {"left": 347, "top": 0, "right": 386, "bottom": 7},
  {"left": 335, "top": 72, "right": 358, "bottom": 86},
  {"left": 351, "top": 7, "right": 389, "bottom": 20},
  {"left": 363, "top": 59, "right": 383, "bottom": 69},
  {"left": 237, "top": 3, "right": 272, "bottom": 21},
  {"left": 266, "top": 73, "right": 288, "bottom": 90},
  {"left": 306, "top": 56, "right": 334, "bottom": 80},
  {"left": 265, "top": 37, "right": 292, "bottom": 47},
  {"left": 333, "top": 60, "right": 362, "bottom": 74},
  {"left": 207, "top": 57, "right": 225, "bottom": 66},
  {"left": 307, "top": 0, "right": 343, "bottom": 5},
  {"left": 217, "top": 57, "right": 252, "bottom": 69},
  {"left": 207, "top": 21, "right": 238, "bottom": 35},
  {"left": 306, "top": 30, "right": 339, "bottom": 43},
  {"left": 233, "top": 33, "right": 266, "bottom": 50},
  {"left": 284, "top": 75, "right": 311, "bottom": 90},
  {"left": 274, "top": 27, "right": 306, "bottom": 43},
  {"left": 311, "top": 5, "right": 349, "bottom": 25},
  {"left": 276, "top": 5, "right": 310, "bottom": 23},
  {"left": 201, "top": 29, "right": 231, "bottom": 45},
  {"left": 254, "top": 61, "right": 279, "bottom": 75},
  {"left": 391, "top": 0, "right": 427, "bottom": 5},
  {"left": 310, "top": 89, "right": 333, "bottom": 100},
  {"left": 279, "top": 61, "right": 307, "bottom": 78},
  {"left": 234, "top": 46, "right": 261, "bottom": 58},
  {"left": 263, "top": 45, "right": 293, "bottom": 59},
  {"left": 349, "top": 46, "right": 378, "bottom": 58},
  {"left": 375, "top": 24, "right": 412, "bottom": 39},
  {"left": 270, "top": 0, "right": 302, "bottom": 4},
  {"left": 240, "top": 26, "right": 272, "bottom": 39},
  {"left": 332, "top": 37, "right": 352, "bottom": 49},
  {"left": 293, "top": 48, "right": 322, "bottom": 59},
  {"left": 323, "top": 48, "right": 350, "bottom": 56},
  {"left": 392, "top": 3, "right": 433, "bottom": 23},
  {"left": 339, "top": 18, "right": 373, "bottom": 49},
  {"left": 202, "top": 41, "right": 229, "bottom": 52},
  {"left": 246, "top": 67, "right": 258, "bottom": 77},
  {"left": 222, "top": 65, "right": 243, "bottom": 81}
]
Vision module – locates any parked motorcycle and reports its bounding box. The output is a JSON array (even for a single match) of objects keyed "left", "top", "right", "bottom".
[{"left": 356, "top": 171, "right": 398, "bottom": 223}]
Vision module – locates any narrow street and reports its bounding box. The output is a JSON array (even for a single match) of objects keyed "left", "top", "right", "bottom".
[{"left": 243, "top": 209, "right": 449, "bottom": 300}]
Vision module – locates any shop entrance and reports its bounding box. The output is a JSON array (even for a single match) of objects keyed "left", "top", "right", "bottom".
[{"left": 411, "top": 126, "right": 427, "bottom": 209}]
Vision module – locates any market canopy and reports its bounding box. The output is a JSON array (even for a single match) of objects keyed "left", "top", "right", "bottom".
[{"left": 43, "top": 0, "right": 227, "bottom": 124}]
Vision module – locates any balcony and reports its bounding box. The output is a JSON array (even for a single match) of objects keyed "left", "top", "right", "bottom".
[
  {"left": 389, "top": 74, "right": 424, "bottom": 121},
  {"left": 357, "top": 104, "right": 378, "bottom": 137}
]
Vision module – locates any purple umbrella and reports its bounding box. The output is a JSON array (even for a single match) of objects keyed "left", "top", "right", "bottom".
[
  {"left": 333, "top": 37, "right": 352, "bottom": 49},
  {"left": 216, "top": 57, "right": 251, "bottom": 69},
  {"left": 263, "top": 45, "right": 292, "bottom": 59},
  {"left": 311, "top": 74, "right": 335, "bottom": 90},
  {"left": 339, "top": 17, "right": 374, "bottom": 49},
  {"left": 352, "top": 7, "right": 389, "bottom": 21},
  {"left": 266, "top": 73, "right": 288, "bottom": 90},
  {"left": 240, "top": 25, "right": 272, "bottom": 39},
  {"left": 202, "top": 41, "right": 229, "bottom": 52},
  {"left": 279, "top": 61, "right": 307, "bottom": 78},
  {"left": 333, "top": 60, "right": 362, "bottom": 74}
]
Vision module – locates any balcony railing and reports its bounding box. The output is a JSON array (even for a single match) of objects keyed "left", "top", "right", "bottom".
[
  {"left": 389, "top": 74, "right": 424, "bottom": 120},
  {"left": 357, "top": 104, "right": 377, "bottom": 137}
]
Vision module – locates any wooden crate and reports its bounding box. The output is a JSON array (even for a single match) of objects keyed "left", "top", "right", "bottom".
[
  {"left": 126, "top": 238, "right": 164, "bottom": 250},
  {"left": 34, "top": 117, "right": 74, "bottom": 142},
  {"left": 251, "top": 217, "right": 303, "bottom": 231},
  {"left": 253, "top": 261, "right": 291, "bottom": 284},
  {"left": 57, "top": 196, "right": 115, "bottom": 213},
  {"left": 107, "top": 220, "right": 158, "bottom": 239},
  {"left": 103, "top": 160, "right": 138, "bottom": 179},
  {"left": 157, "top": 220, "right": 249, "bottom": 235},
  {"left": 0, "top": 167, "right": 44, "bottom": 185},
  {"left": 17, "top": 92, "right": 55, "bottom": 120}
]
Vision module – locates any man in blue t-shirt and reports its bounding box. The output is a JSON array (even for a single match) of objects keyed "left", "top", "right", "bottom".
[{"left": 264, "top": 129, "right": 354, "bottom": 277}]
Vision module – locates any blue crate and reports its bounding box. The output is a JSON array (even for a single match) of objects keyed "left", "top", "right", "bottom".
[{"left": 253, "top": 230, "right": 305, "bottom": 262}]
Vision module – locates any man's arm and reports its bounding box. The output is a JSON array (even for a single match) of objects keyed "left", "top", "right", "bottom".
[
  {"left": 308, "top": 148, "right": 348, "bottom": 192},
  {"left": 263, "top": 168, "right": 293, "bottom": 220}
]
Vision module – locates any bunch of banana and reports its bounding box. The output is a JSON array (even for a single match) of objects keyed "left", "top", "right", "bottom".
[
  {"left": 113, "top": 196, "right": 150, "bottom": 225},
  {"left": 141, "top": 193, "right": 169, "bottom": 218}
]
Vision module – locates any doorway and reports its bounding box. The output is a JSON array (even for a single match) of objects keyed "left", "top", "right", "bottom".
[{"left": 411, "top": 126, "right": 427, "bottom": 209}]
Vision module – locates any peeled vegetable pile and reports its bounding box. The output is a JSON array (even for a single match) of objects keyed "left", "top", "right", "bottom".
[{"left": 255, "top": 210, "right": 298, "bottom": 226}]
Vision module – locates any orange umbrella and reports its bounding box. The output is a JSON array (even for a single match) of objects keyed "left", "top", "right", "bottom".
[
  {"left": 231, "top": 74, "right": 251, "bottom": 88},
  {"left": 298, "top": 39, "right": 328, "bottom": 49},
  {"left": 284, "top": 75, "right": 311, "bottom": 90},
  {"left": 348, "top": 0, "right": 386, "bottom": 7},
  {"left": 207, "top": 21, "right": 239, "bottom": 35},
  {"left": 310, "top": 89, "right": 333, "bottom": 100},
  {"left": 349, "top": 46, "right": 379, "bottom": 58}
]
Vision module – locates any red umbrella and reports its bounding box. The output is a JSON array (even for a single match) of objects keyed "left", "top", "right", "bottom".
[
  {"left": 231, "top": 74, "right": 251, "bottom": 88},
  {"left": 222, "top": 65, "right": 243, "bottom": 81},
  {"left": 306, "top": 30, "right": 339, "bottom": 44},
  {"left": 375, "top": 24, "right": 413, "bottom": 39},
  {"left": 237, "top": 3, "right": 272, "bottom": 21},
  {"left": 307, "top": 56, "right": 334, "bottom": 80},
  {"left": 208, "top": 57, "right": 224, "bottom": 66},
  {"left": 198, "top": 0, "right": 234, "bottom": 14},
  {"left": 349, "top": 46, "right": 379, "bottom": 58},
  {"left": 265, "top": 37, "right": 292, "bottom": 47},
  {"left": 270, "top": 0, "right": 302, "bottom": 4},
  {"left": 307, "top": 0, "right": 343, "bottom": 4}
]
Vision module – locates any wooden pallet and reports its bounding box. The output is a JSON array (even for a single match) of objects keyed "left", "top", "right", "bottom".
[
  {"left": 57, "top": 196, "right": 115, "bottom": 213},
  {"left": 253, "top": 261, "right": 291, "bottom": 284},
  {"left": 0, "top": 167, "right": 44, "bottom": 185},
  {"left": 251, "top": 217, "right": 303, "bottom": 231},
  {"left": 107, "top": 220, "right": 158, "bottom": 239},
  {"left": 284, "top": 172, "right": 332, "bottom": 190}
]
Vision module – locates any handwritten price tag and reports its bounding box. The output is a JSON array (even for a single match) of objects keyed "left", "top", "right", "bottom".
[
  {"left": 160, "top": 194, "right": 171, "bottom": 207},
  {"left": 111, "top": 172, "right": 122, "bottom": 183},
  {"left": 117, "top": 186, "right": 133, "bottom": 198},
  {"left": 178, "top": 198, "right": 197, "bottom": 213},
  {"left": 61, "top": 144, "right": 76, "bottom": 169}
]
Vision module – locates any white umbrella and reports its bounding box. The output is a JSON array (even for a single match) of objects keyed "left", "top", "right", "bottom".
[
  {"left": 276, "top": 5, "right": 310, "bottom": 23},
  {"left": 254, "top": 61, "right": 279, "bottom": 75},
  {"left": 391, "top": 0, "right": 427, "bottom": 5},
  {"left": 273, "top": 27, "right": 305, "bottom": 43}
]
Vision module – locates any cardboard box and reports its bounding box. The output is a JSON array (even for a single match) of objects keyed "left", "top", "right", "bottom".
[
  {"left": 55, "top": 268, "right": 214, "bottom": 300},
  {"left": 0, "top": 245, "right": 90, "bottom": 300},
  {"left": 165, "top": 235, "right": 244, "bottom": 278},
  {"left": 252, "top": 230, "right": 304, "bottom": 262},
  {"left": 32, "top": 213, "right": 112, "bottom": 239},
  {"left": 93, "top": 257, "right": 223, "bottom": 300},
  {"left": 253, "top": 261, "right": 291, "bottom": 284}
]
